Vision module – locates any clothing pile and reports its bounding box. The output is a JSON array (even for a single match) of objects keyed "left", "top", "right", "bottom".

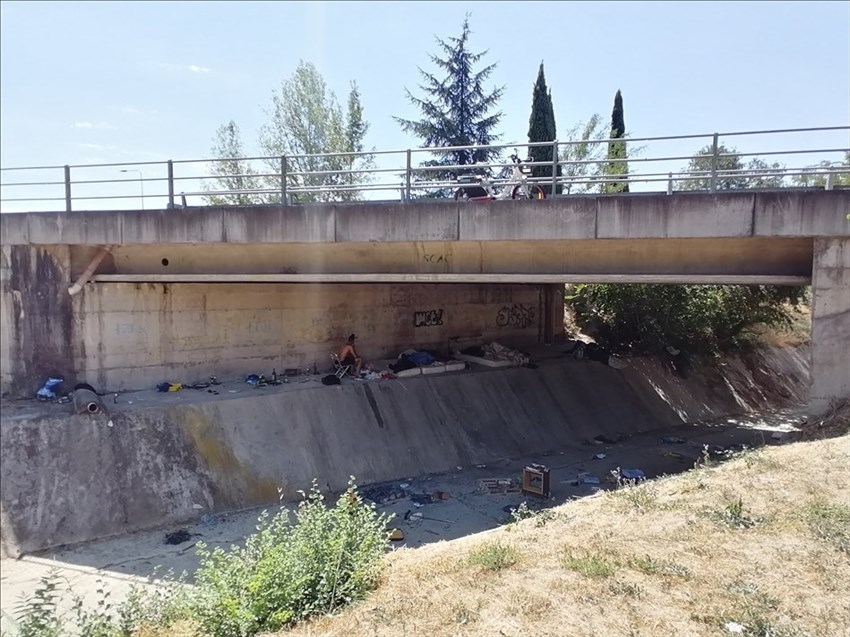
[{"left": 482, "top": 342, "right": 529, "bottom": 366}]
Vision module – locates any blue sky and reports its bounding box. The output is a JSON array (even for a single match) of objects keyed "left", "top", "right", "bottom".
[{"left": 1, "top": 0, "right": 848, "bottom": 210}]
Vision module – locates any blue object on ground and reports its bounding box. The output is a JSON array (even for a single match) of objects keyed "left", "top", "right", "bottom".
[
  {"left": 409, "top": 351, "right": 435, "bottom": 366},
  {"left": 621, "top": 469, "right": 646, "bottom": 480},
  {"left": 36, "top": 377, "right": 63, "bottom": 399},
  {"left": 246, "top": 374, "right": 260, "bottom": 386}
]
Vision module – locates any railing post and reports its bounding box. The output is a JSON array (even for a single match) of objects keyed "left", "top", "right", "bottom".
[
  {"left": 280, "top": 156, "right": 288, "bottom": 205},
  {"left": 405, "top": 149, "right": 412, "bottom": 202},
  {"left": 667, "top": 172, "right": 673, "bottom": 195},
  {"left": 167, "top": 160, "right": 175, "bottom": 208},
  {"left": 64, "top": 165, "right": 72, "bottom": 212},
  {"left": 551, "top": 140, "right": 559, "bottom": 195},
  {"left": 709, "top": 132, "right": 719, "bottom": 193},
  {"left": 825, "top": 172, "right": 835, "bottom": 191}
]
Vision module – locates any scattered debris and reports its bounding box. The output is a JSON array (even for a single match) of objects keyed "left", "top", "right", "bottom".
[
  {"left": 478, "top": 478, "right": 521, "bottom": 494},
  {"left": 164, "top": 529, "right": 194, "bottom": 545},
  {"left": 724, "top": 622, "right": 746, "bottom": 634},
  {"left": 577, "top": 472, "right": 601, "bottom": 485},
  {"left": 662, "top": 435, "right": 686, "bottom": 444},
  {"left": 399, "top": 483, "right": 410, "bottom": 489},
  {"left": 362, "top": 484, "right": 407, "bottom": 504},
  {"left": 389, "top": 529, "right": 404, "bottom": 541},
  {"left": 192, "top": 503, "right": 204, "bottom": 510},
  {"left": 593, "top": 434, "right": 618, "bottom": 445},
  {"left": 200, "top": 514, "right": 217, "bottom": 527},
  {"left": 410, "top": 493, "right": 434, "bottom": 505},
  {"left": 404, "top": 509, "right": 452, "bottom": 524},
  {"left": 593, "top": 453, "right": 607, "bottom": 460},
  {"left": 475, "top": 464, "right": 487, "bottom": 468},
  {"left": 620, "top": 468, "right": 646, "bottom": 481},
  {"left": 433, "top": 490, "right": 450, "bottom": 500},
  {"left": 456, "top": 466, "right": 463, "bottom": 471}
]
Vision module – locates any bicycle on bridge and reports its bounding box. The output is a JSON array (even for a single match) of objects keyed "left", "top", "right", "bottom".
[{"left": 453, "top": 150, "right": 546, "bottom": 202}]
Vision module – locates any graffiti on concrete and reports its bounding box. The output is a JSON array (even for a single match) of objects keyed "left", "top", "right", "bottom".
[
  {"left": 495, "top": 304, "right": 535, "bottom": 329},
  {"left": 423, "top": 253, "right": 449, "bottom": 264},
  {"left": 114, "top": 323, "right": 146, "bottom": 336},
  {"left": 414, "top": 309, "right": 444, "bottom": 328}
]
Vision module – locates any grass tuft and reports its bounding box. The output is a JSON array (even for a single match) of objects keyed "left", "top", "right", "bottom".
[
  {"left": 560, "top": 550, "right": 618, "bottom": 578},
  {"left": 467, "top": 542, "right": 521, "bottom": 572}
]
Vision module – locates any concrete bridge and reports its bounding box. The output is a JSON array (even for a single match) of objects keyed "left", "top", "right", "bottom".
[{"left": 1, "top": 189, "right": 848, "bottom": 412}]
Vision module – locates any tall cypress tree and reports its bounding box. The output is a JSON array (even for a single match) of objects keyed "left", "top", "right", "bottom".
[
  {"left": 395, "top": 16, "right": 504, "bottom": 194},
  {"left": 527, "top": 62, "right": 560, "bottom": 195},
  {"left": 603, "top": 89, "right": 629, "bottom": 193}
]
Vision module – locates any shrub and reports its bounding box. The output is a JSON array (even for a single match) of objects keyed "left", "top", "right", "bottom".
[
  {"left": 189, "top": 478, "right": 391, "bottom": 636},
  {"left": 4, "top": 479, "right": 390, "bottom": 637},
  {"left": 568, "top": 283, "right": 806, "bottom": 355}
]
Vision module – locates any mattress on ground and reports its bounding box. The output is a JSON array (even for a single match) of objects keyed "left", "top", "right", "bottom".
[
  {"left": 452, "top": 352, "right": 515, "bottom": 368},
  {"left": 419, "top": 360, "right": 466, "bottom": 375},
  {"left": 394, "top": 366, "right": 422, "bottom": 378}
]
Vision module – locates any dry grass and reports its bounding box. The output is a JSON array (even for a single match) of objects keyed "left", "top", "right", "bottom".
[
  {"left": 274, "top": 435, "right": 850, "bottom": 637},
  {"left": 755, "top": 304, "right": 812, "bottom": 348},
  {"left": 794, "top": 399, "right": 850, "bottom": 442}
]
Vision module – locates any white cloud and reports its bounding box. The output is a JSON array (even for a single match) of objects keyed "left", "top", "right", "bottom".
[
  {"left": 72, "top": 121, "right": 117, "bottom": 130},
  {"left": 79, "top": 143, "right": 117, "bottom": 150},
  {"left": 160, "top": 62, "right": 212, "bottom": 74},
  {"left": 122, "top": 107, "right": 141, "bottom": 114}
]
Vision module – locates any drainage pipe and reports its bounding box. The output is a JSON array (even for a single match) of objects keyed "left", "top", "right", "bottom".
[
  {"left": 73, "top": 388, "right": 103, "bottom": 414},
  {"left": 68, "top": 245, "right": 113, "bottom": 296}
]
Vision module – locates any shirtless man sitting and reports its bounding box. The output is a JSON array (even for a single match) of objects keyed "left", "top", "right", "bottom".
[{"left": 337, "top": 334, "right": 363, "bottom": 375}]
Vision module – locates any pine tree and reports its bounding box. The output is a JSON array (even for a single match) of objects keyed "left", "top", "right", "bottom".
[
  {"left": 602, "top": 90, "right": 629, "bottom": 193},
  {"left": 395, "top": 16, "right": 504, "bottom": 195},
  {"left": 527, "top": 62, "right": 560, "bottom": 195}
]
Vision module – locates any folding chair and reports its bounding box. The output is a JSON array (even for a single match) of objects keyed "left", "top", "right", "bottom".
[{"left": 331, "top": 353, "right": 350, "bottom": 379}]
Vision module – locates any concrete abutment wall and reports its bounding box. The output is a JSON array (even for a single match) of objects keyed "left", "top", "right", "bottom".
[{"left": 810, "top": 237, "right": 850, "bottom": 414}]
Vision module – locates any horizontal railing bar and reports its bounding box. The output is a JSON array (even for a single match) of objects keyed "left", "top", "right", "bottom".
[{"left": 0, "top": 180, "right": 67, "bottom": 187}]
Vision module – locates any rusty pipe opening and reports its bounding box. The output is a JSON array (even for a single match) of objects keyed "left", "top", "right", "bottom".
[{"left": 73, "top": 388, "right": 103, "bottom": 415}]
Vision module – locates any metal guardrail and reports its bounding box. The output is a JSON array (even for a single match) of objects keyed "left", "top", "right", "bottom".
[{"left": 1, "top": 126, "right": 848, "bottom": 211}]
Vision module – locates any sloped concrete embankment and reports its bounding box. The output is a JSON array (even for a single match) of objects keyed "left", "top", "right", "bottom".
[{"left": 0, "top": 346, "right": 809, "bottom": 557}]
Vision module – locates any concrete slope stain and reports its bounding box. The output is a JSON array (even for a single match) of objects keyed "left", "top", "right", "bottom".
[{"left": 180, "top": 408, "right": 280, "bottom": 506}]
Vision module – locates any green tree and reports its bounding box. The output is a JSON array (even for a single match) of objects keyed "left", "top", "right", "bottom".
[
  {"left": 602, "top": 90, "right": 629, "bottom": 194},
  {"left": 527, "top": 62, "right": 560, "bottom": 195},
  {"left": 680, "top": 144, "right": 785, "bottom": 190},
  {"left": 258, "top": 61, "right": 373, "bottom": 203},
  {"left": 203, "top": 121, "right": 264, "bottom": 206},
  {"left": 560, "top": 114, "right": 607, "bottom": 194},
  {"left": 570, "top": 283, "right": 806, "bottom": 355},
  {"left": 395, "top": 16, "right": 504, "bottom": 195},
  {"left": 790, "top": 152, "right": 850, "bottom": 188}
]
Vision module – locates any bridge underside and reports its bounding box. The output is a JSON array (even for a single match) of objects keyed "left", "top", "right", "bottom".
[{"left": 80, "top": 236, "right": 813, "bottom": 285}]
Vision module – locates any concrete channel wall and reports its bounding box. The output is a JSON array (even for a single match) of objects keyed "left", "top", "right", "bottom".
[{"left": 0, "top": 346, "right": 809, "bottom": 557}]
